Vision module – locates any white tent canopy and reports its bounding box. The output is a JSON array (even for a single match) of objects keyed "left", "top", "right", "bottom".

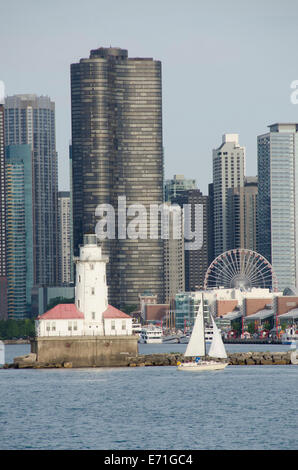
[
  {"left": 244, "top": 309, "right": 274, "bottom": 321},
  {"left": 278, "top": 309, "right": 298, "bottom": 320},
  {"left": 220, "top": 311, "right": 243, "bottom": 321}
]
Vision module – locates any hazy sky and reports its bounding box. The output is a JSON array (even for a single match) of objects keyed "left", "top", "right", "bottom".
[{"left": 1, "top": 0, "right": 298, "bottom": 193}]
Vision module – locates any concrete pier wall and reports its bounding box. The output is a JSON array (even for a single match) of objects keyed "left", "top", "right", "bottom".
[{"left": 30, "top": 336, "right": 138, "bottom": 367}]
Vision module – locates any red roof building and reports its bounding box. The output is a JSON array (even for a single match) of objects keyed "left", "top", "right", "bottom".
[
  {"left": 102, "top": 305, "right": 131, "bottom": 319},
  {"left": 37, "top": 303, "right": 84, "bottom": 320}
]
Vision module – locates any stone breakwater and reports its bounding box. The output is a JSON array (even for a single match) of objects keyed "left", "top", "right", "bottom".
[{"left": 2, "top": 350, "right": 297, "bottom": 368}]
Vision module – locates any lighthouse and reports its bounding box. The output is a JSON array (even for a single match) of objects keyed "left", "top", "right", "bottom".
[
  {"left": 74, "top": 234, "right": 108, "bottom": 334},
  {"left": 35, "top": 233, "right": 133, "bottom": 340}
]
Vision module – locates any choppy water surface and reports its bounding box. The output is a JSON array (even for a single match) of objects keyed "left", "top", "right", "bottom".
[{"left": 1, "top": 343, "right": 298, "bottom": 450}]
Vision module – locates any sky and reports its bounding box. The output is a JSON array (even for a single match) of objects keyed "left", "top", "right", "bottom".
[{"left": 1, "top": 0, "right": 298, "bottom": 194}]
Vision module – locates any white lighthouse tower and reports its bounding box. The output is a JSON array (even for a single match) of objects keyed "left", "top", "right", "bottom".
[{"left": 74, "top": 234, "right": 108, "bottom": 334}]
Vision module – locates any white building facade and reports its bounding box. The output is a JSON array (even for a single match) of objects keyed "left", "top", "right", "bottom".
[{"left": 213, "top": 134, "right": 245, "bottom": 257}]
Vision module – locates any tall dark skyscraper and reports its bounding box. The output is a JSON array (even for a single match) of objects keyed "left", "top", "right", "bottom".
[
  {"left": 173, "top": 189, "right": 209, "bottom": 291},
  {"left": 4, "top": 95, "right": 58, "bottom": 288},
  {"left": 0, "top": 104, "right": 7, "bottom": 319},
  {"left": 71, "top": 47, "right": 164, "bottom": 307}
]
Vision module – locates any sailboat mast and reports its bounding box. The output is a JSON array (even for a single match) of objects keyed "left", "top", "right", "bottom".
[{"left": 202, "top": 292, "right": 206, "bottom": 357}]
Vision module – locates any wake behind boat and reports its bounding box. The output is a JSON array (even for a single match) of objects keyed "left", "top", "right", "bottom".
[{"left": 177, "top": 293, "right": 228, "bottom": 372}]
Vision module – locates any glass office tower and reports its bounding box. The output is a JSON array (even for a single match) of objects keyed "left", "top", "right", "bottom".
[
  {"left": 4, "top": 95, "right": 58, "bottom": 287},
  {"left": 0, "top": 104, "right": 7, "bottom": 319},
  {"left": 258, "top": 123, "right": 298, "bottom": 291},
  {"left": 6, "top": 144, "right": 34, "bottom": 319}
]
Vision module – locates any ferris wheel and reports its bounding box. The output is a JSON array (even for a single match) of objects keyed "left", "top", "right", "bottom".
[{"left": 204, "top": 249, "right": 278, "bottom": 292}]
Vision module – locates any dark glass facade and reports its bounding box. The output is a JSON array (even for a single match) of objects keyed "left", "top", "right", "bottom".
[
  {"left": 71, "top": 47, "right": 164, "bottom": 308},
  {"left": 0, "top": 105, "right": 7, "bottom": 319},
  {"left": 173, "top": 189, "right": 209, "bottom": 291}
]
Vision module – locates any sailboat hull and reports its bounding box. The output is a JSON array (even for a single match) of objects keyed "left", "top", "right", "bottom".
[{"left": 177, "top": 361, "right": 228, "bottom": 371}]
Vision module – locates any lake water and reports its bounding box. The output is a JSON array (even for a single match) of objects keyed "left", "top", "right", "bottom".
[{"left": 1, "top": 343, "right": 298, "bottom": 450}]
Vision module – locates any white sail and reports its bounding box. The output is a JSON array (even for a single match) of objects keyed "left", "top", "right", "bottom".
[
  {"left": 208, "top": 316, "right": 227, "bottom": 359},
  {"left": 184, "top": 302, "right": 205, "bottom": 357}
]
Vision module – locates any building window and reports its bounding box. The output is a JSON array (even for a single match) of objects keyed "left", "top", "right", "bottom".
[
  {"left": 73, "top": 321, "right": 77, "bottom": 331},
  {"left": 68, "top": 322, "right": 72, "bottom": 331},
  {"left": 111, "top": 320, "right": 115, "bottom": 330},
  {"left": 46, "top": 322, "right": 50, "bottom": 331},
  {"left": 92, "top": 312, "right": 95, "bottom": 320},
  {"left": 52, "top": 322, "right": 56, "bottom": 331},
  {"left": 91, "top": 287, "right": 95, "bottom": 295},
  {"left": 122, "top": 320, "right": 126, "bottom": 330}
]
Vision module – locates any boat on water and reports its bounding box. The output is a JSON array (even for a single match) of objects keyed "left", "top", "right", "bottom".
[
  {"left": 281, "top": 326, "right": 298, "bottom": 345},
  {"left": 162, "top": 334, "right": 179, "bottom": 344},
  {"left": 139, "top": 325, "right": 163, "bottom": 344},
  {"left": 132, "top": 322, "right": 142, "bottom": 338},
  {"left": 177, "top": 295, "right": 228, "bottom": 371},
  {"left": 177, "top": 325, "right": 218, "bottom": 344}
]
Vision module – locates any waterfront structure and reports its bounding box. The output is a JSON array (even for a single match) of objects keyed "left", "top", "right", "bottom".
[
  {"left": 173, "top": 287, "right": 280, "bottom": 333},
  {"left": 35, "top": 234, "right": 132, "bottom": 337},
  {"left": 4, "top": 94, "right": 58, "bottom": 287},
  {"left": 58, "top": 191, "right": 73, "bottom": 285},
  {"left": 70, "top": 47, "right": 164, "bottom": 308},
  {"left": 164, "top": 175, "right": 197, "bottom": 203},
  {"left": 163, "top": 203, "right": 185, "bottom": 303},
  {"left": 258, "top": 124, "right": 298, "bottom": 291},
  {"left": 172, "top": 189, "right": 209, "bottom": 291},
  {"left": 212, "top": 134, "right": 245, "bottom": 257},
  {"left": 0, "top": 103, "right": 7, "bottom": 319},
  {"left": 6, "top": 144, "right": 34, "bottom": 319}
]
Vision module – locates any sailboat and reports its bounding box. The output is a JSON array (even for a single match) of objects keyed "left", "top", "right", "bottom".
[{"left": 177, "top": 296, "right": 228, "bottom": 371}]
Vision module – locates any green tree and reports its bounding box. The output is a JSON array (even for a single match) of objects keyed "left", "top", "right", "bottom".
[{"left": 120, "top": 304, "right": 138, "bottom": 315}]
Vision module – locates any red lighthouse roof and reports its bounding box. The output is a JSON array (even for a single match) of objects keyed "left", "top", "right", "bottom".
[
  {"left": 103, "top": 305, "right": 131, "bottom": 319},
  {"left": 37, "top": 304, "right": 84, "bottom": 320}
]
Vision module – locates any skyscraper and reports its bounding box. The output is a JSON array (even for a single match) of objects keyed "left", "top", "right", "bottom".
[
  {"left": 6, "top": 144, "right": 34, "bottom": 319},
  {"left": 212, "top": 134, "right": 245, "bottom": 257},
  {"left": 4, "top": 94, "right": 58, "bottom": 287},
  {"left": 0, "top": 104, "right": 7, "bottom": 319},
  {"left": 163, "top": 203, "right": 185, "bottom": 303},
  {"left": 164, "top": 175, "right": 197, "bottom": 203},
  {"left": 226, "top": 176, "right": 258, "bottom": 252},
  {"left": 258, "top": 123, "right": 298, "bottom": 290},
  {"left": 71, "top": 47, "right": 164, "bottom": 307},
  {"left": 58, "top": 191, "right": 72, "bottom": 285},
  {"left": 173, "top": 189, "right": 209, "bottom": 291}
]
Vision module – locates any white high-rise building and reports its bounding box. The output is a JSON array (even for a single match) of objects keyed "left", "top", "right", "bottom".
[
  {"left": 258, "top": 123, "right": 298, "bottom": 291},
  {"left": 213, "top": 134, "right": 245, "bottom": 257},
  {"left": 58, "top": 191, "right": 73, "bottom": 285}
]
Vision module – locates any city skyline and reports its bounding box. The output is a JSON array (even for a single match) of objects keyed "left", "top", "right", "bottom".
[{"left": 2, "top": 0, "right": 298, "bottom": 194}]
